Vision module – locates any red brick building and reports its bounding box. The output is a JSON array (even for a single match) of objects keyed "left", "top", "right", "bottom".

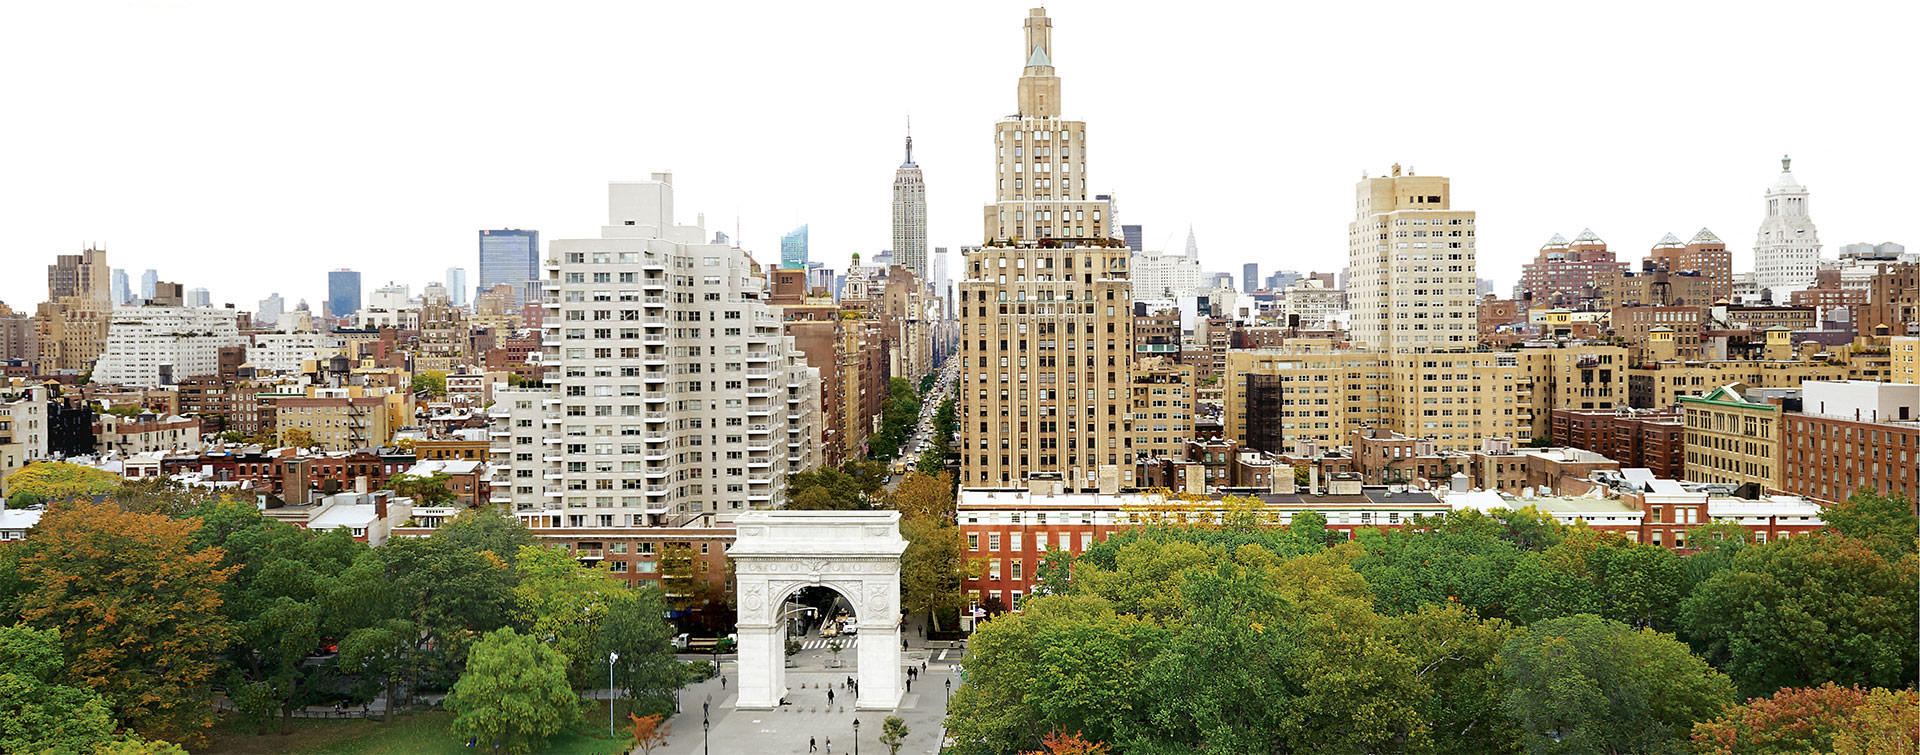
[
  {"left": 1551, "top": 407, "right": 1686, "bottom": 480},
  {"left": 1778, "top": 381, "right": 1919, "bottom": 503}
]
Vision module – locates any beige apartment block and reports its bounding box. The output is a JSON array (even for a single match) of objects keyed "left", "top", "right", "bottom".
[
  {"left": 961, "top": 8, "right": 1133, "bottom": 491},
  {"left": 1224, "top": 346, "right": 1531, "bottom": 455},
  {"left": 1513, "top": 344, "right": 1630, "bottom": 440},
  {"left": 1346, "top": 166, "right": 1478, "bottom": 352},
  {"left": 1627, "top": 342, "right": 1890, "bottom": 409},
  {"left": 1129, "top": 357, "right": 1195, "bottom": 465},
  {"left": 1681, "top": 384, "right": 1784, "bottom": 491}
]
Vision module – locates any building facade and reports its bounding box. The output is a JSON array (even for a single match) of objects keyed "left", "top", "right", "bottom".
[
  {"left": 892, "top": 133, "right": 929, "bottom": 282},
  {"left": 1681, "top": 384, "right": 1783, "bottom": 491},
  {"left": 91, "top": 305, "right": 246, "bottom": 387},
  {"left": 1753, "top": 156, "right": 1821, "bottom": 298},
  {"left": 1346, "top": 165, "right": 1477, "bottom": 351},
  {"left": 327, "top": 269, "right": 362, "bottom": 319},
  {"left": 961, "top": 8, "right": 1133, "bottom": 491},
  {"left": 478, "top": 229, "right": 540, "bottom": 307},
  {"left": 541, "top": 173, "right": 818, "bottom": 529},
  {"left": 1779, "top": 380, "right": 1919, "bottom": 503}
]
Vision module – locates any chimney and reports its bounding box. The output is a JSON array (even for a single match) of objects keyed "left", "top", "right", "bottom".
[
  {"left": 1184, "top": 464, "right": 1206, "bottom": 496},
  {"left": 1270, "top": 463, "right": 1296, "bottom": 495},
  {"left": 1096, "top": 465, "right": 1121, "bottom": 495},
  {"left": 373, "top": 490, "right": 388, "bottom": 521},
  {"left": 1309, "top": 465, "right": 1320, "bottom": 494},
  {"left": 355, "top": 475, "right": 370, "bottom": 495}
]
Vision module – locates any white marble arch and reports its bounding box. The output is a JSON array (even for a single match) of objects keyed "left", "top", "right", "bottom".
[{"left": 730, "top": 510, "right": 908, "bottom": 710}]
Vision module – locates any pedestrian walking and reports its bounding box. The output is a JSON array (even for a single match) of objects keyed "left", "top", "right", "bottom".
[
  {"left": 828, "top": 688, "right": 836, "bottom": 705},
  {"left": 907, "top": 678, "right": 912, "bottom": 692},
  {"left": 810, "top": 736, "right": 818, "bottom": 753},
  {"left": 825, "top": 736, "right": 832, "bottom": 753}
]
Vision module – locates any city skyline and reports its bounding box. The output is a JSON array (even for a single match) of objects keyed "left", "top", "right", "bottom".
[{"left": 3, "top": 2, "right": 1915, "bottom": 310}]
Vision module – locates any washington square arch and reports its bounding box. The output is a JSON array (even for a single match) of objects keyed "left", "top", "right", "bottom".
[{"left": 730, "top": 510, "right": 909, "bottom": 710}]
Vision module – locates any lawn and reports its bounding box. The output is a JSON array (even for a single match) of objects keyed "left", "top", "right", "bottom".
[{"left": 198, "top": 702, "right": 631, "bottom": 754}]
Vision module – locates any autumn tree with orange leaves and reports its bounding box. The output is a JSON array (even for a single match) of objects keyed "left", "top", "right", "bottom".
[
  {"left": 1019, "top": 730, "right": 1113, "bottom": 755},
  {"left": 1691, "top": 682, "right": 1919, "bottom": 755},
  {"left": 629, "top": 713, "right": 671, "bottom": 753},
  {"left": 17, "top": 502, "right": 234, "bottom": 747}
]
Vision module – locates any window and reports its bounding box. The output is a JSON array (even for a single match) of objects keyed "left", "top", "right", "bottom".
[
  {"left": 988, "top": 533, "right": 1001, "bottom": 551},
  {"left": 967, "top": 533, "right": 980, "bottom": 550}
]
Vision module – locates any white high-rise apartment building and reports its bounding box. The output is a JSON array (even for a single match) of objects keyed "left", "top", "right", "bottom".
[
  {"left": 489, "top": 385, "right": 554, "bottom": 511},
  {"left": 1753, "top": 155, "right": 1821, "bottom": 298},
  {"left": 540, "top": 173, "right": 819, "bottom": 528},
  {"left": 893, "top": 131, "right": 928, "bottom": 282},
  {"left": 1346, "top": 164, "right": 1478, "bottom": 351},
  {"left": 91, "top": 305, "right": 244, "bottom": 387},
  {"left": 248, "top": 332, "right": 326, "bottom": 375},
  {"left": 1131, "top": 250, "right": 1203, "bottom": 298},
  {"left": 185, "top": 287, "right": 211, "bottom": 308}
]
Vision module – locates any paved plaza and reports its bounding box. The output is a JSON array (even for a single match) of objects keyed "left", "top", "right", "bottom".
[{"left": 652, "top": 640, "right": 964, "bottom": 755}]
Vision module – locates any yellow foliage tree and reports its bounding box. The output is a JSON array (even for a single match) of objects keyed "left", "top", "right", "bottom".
[{"left": 4, "top": 461, "right": 123, "bottom": 503}]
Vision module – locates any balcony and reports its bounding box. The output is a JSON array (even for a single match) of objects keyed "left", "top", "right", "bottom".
[
  {"left": 745, "top": 423, "right": 772, "bottom": 434},
  {"left": 644, "top": 468, "right": 670, "bottom": 479},
  {"left": 644, "top": 411, "right": 669, "bottom": 421},
  {"left": 745, "top": 351, "right": 773, "bottom": 362},
  {"left": 643, "top": 295, "right": 666, "bottom": 305}
]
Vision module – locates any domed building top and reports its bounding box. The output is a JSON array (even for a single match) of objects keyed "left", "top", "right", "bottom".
[{"left": 1769, "top": 154, "right": 1805, "bottom": 193}]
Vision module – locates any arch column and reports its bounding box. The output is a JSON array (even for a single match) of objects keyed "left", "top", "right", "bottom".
[{"left": 729, "top": 511, "right": 908, "bottom": 711}]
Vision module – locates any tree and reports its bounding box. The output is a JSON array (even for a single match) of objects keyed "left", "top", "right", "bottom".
[
  {"left": 1690, "top": 683, "right": 1919, "bottom": 755},
  {"left": 0, "top": 625, "right": 117, "bottom": 754},
  {"left": 411, "top": 370, "right": 447, "bottom": 397},
  {"left": 628, "top": 713, "right": 670, "bottom": 754},
  {"left": 888, "top": 471, "right": 955, "bottom": 523},
  {"left": 3, "top": 461, "right": 122, "bottom": 502},
  {"left": 18, "top": 502, "right": 235, "bottom": 746},
  {"left": 108, "top": 478, "right": 248, "bottom": 517},
  {"left": 1680, "top": 533, "right": 1918, "bottom": 698},
  {"left": 1499, "top": 614, "right": 1734, "bottom": 754},
  {"left": 278, "top": 428, "right": 315, "bottom": 449},
  {"left": 1385, "top": 603, "right": 1524, "bottom": 753},
  {"left": 386, "top": 471, "right": 458, "bottom": 506},
  {"left": 445, "top": 628, "right": 581, "bottom": 755},
  {"left": 880, "top": 715, "right": 910, "bottom": 755},
  {"left": 1821, "top": 488, "right": 1918, "bottom": 557},
  {"left": 190, "top": 500, "right": 369, "bottom": 733},
  {"left": 900, "top": 518, "right": 968, "bottom": 632},
  {"left": 1019, "top": 730, "right": 1114, "bottom": 755},
  {"left": 367, "top": 510, "right": 530, "bottom": 690},
  {"left": 6, "top": 490, "right": 46, "bottom": 509},
  {"left": 599, "top": 586, "right": 686, "bottom": 718},
  {"left": 215, "top": 430, "right": 248, "bottom": 444},
  {"left": 512, "top": 544, "right": 620, "bottom": 689}
]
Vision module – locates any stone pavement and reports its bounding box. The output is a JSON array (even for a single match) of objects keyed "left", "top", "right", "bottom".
[{"left": 651, "top": 651, "right": 961, "bottom": 755}]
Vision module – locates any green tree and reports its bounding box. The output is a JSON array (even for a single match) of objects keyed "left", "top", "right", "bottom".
[
  {"left": 1679, "top": 533, "right": 1918, "bottom": 698},
  {"left": 411, "top": 370, "right": 448, "bottom": 397},
  {"left": 278, "top": 428, "right": 315, "bottom": 449},
  {"left": 900, "top": 517, "right": 969, "bottom": 631},
  {"left": 888, "top": 471, "right": 955, "bottom": 523},
  {"left": 0, "top": 625, "right": 118, "bottom": 754},
  {"left": 190, "top": 499, "right": 370, "bottom": 733},
  {"left": 598, "top": 586, "right": 686, "bottom": 718},
  {"left": 365, "top": 510, "right": 530, "bottom": 689},
  {"left": 786, "top": 464, "right": 878, "bottom": 510},
  {"left": 512, "top": 544, "right": 621, "bottom": 689},
  {"left": 1386, "top": 603, "right": 1524, "bottom": 753},
  {"left": 881, "top": 715, "right": 910, "bottom": 755},
  {"left": 3, "top": 461, "right": 122, "bottom": 502},
  {"left": 1499, "top": 614, "right": 1735, "bottom": 754},
  {"left": 6, "top": 490, "right": 46, "bottom": 509},
  {"left": 386, "top": 471, "right": 459, "bottom": 506},
  {"left": 445, "top": 628, "right": 581, "bottom": 755},
  {"left": 18, "top": 502, "right": 235, "bottom": 746},
  {"left": 1821, "top": 488, "right": 1918, "bottom": 557}
]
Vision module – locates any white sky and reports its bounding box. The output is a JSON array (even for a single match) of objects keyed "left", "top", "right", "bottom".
[{"left": 3, "top": 1, "right": 1914, "bottom": 311}]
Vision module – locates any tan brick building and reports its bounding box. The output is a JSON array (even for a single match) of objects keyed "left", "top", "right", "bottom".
[
  {"left": 959, "top": 8, "right": 1133, "bottom": 491},
  {"left": 1681, "top": 384, "right": 1783, "bottom": 491}
]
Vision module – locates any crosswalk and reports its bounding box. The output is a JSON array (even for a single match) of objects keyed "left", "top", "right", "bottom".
[{"left": 799, "top": 637, "right": 859, "bottom": 650}]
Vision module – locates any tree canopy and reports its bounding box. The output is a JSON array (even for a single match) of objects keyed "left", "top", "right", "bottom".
[
  {"left": 445, "top": 628, "right": 580, "bottom": 755},
  {"left": 4, "top": 462, "right": 123, "bottom": 502}
]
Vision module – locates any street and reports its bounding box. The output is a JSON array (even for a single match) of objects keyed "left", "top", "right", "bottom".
[{"left": 884, "top": 360, "right": 959, "bottom": 492}]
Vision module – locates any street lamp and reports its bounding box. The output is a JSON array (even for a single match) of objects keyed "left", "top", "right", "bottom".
[
  {"left": 703, "top": 716, "right": 710, "bottom": 755},
  {"left": 607, "top": 651, "right": 619, "bottom": 737},
  {"left": 945, "top": 678, "right": 951, "bottom": 706},
  {"left": 853, "top": 718, "right": 860, "bottom": 755}
]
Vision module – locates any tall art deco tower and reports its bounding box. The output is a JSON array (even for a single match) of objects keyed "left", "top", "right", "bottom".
[
  {"left": 893, "top": 126, "right": 928, "bottom": 282},
  {"left": 960, "top": 8, "right": 1133, "bottom": 492}
]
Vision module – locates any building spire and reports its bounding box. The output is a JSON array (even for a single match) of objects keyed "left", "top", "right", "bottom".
[
  {"left": 1782, "top": 153, "right": 1791, "bottom": 172},
  {"left": 904, "top": 115, "right": 913, "bottom": 165}
]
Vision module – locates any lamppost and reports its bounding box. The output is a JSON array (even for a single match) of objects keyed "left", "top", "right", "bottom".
[
  {"left": 702, "top": 715, "right": 710, "bottom": 755},
  {"left": 945, "top": 678, "right": 951, "bottom": 706},
  {"left": 607, "top": 652, "right": 619, "bottom": 736},
  {"left": 853, "top": 718, "right": 860, "bottom": 755}
]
